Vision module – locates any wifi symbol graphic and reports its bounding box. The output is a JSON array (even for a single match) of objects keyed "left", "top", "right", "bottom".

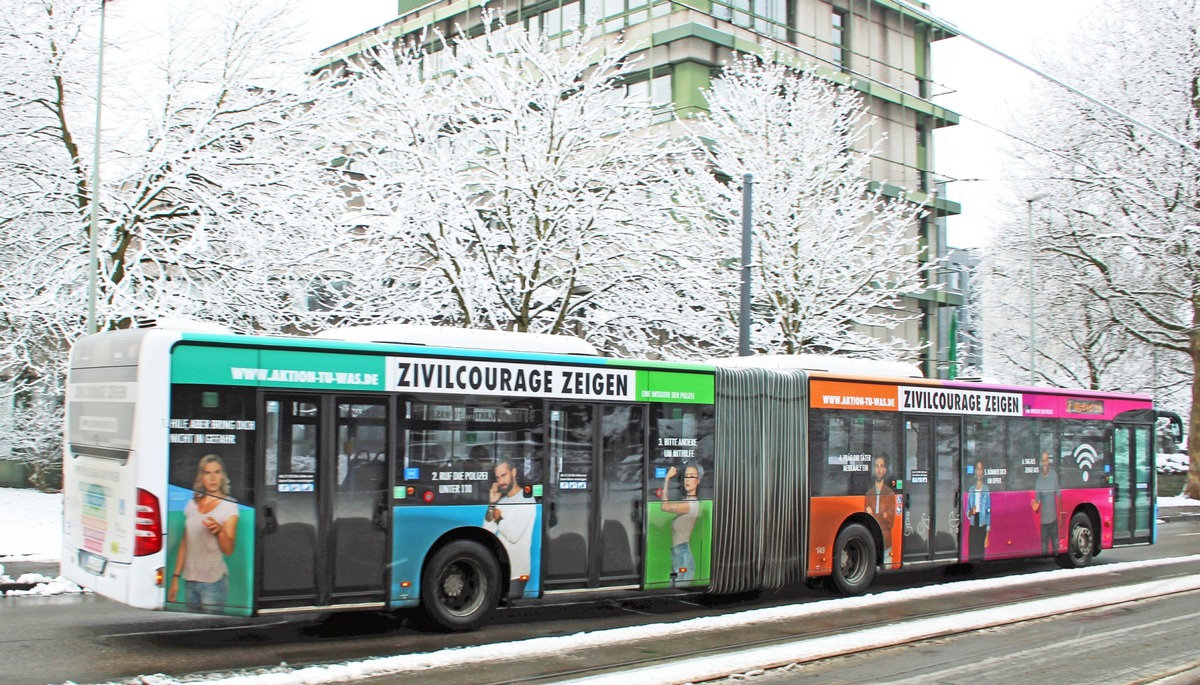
[{"left": 1074, "top": 444, "right": 1099, "bottom": 482}]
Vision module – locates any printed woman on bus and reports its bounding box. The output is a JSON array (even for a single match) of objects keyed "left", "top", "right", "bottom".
[
  {"left": 661, "top": 463, "right": 703, "bottom": 583},
  {"left": 966, "top": 460, "right": 991, "bottom": 562},
  {"left": 167, "top": 453, "right": 240, "bottom": 613}
]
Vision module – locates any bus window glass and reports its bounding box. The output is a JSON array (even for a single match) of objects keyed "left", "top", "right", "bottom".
[
  {"left": 604, "top": 405, "right": 646, "bottom": 486},
  {"left": 1058, "top": 420, "right": 1109, "bottom": 488},
  {"left": 399, "top": 398, "right": 541, "bottom": 504},
  {"left": 648, "top": 404, "right": 714, "bottom": 500},
  {"left": 550, "top": 405, "right": 592, "bottom": 492},
  {"left": 965, "top": 417, "right": 1008, "bottom": 491},
  {"left": 168, "top": 386, "right": 256, "bottom": 503},
  {"left": 1006, "top": 419, "right": 1038, "bottom": 490},
  {"left": 337, "top": 403, "right": 387, "bottom": 489},
  {"left": 809, "top": 409, "right": 899, "bottom": 497},
  {"left": 284, "top": 402, "right": 319, "bottom": 477},
  {"left": 68, "top": 365, "right": 138, "bottom": 461}
]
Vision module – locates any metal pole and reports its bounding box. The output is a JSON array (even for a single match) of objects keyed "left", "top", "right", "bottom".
[
  {"left": 739, "top": 174, "right": 753, "bottom": 357},
  {"left": 86, "top": 1, "right": 106, "bottom": 335},
  {"left": 1026, "top": 194, "right": 1046, "bottom": 385}
]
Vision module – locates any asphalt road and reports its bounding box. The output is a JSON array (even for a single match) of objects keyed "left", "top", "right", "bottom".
[
  {"left": 2, "top": 510, "right": 1197, "bottom": 685},
  {"left": 717, "top": 579, "right": 1200, "bottom": 685}
]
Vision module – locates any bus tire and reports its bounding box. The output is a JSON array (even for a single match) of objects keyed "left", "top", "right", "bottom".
[
  {"left": 1056, "top": 512, "right": 1095, "bottom": 569},
  {"left": 419, "top": 540, "right": 501, "bottom": 632},
  {"left": 832, "top": 523, "right": 877, "bottom": 595}
]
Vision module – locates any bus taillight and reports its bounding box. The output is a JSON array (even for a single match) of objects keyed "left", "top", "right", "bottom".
[{"left": 134, "top": 488, "right": 163, "bottom": 556}]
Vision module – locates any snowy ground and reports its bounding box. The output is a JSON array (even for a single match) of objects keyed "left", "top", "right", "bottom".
[{"left": 3, "top": 486, "right": 1198, "bottom": 685}]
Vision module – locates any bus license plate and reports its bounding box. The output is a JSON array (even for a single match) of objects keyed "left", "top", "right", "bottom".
[{"left": 80, "top": 551, "right": 107, "bottom": 575}]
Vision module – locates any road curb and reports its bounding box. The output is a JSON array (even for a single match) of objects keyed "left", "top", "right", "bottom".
[
  {"left": 0, "top": 560, "right": 61, "bottom": 594},
  {"left": 1158, "top": 507, "right": 1200, "bottom": 523},
  {"left": 1146, "top": 660, "right": 1200, "bottom": 685},
  {"left": 555, "top": 573, "right": 1200, "bottom": 685}
]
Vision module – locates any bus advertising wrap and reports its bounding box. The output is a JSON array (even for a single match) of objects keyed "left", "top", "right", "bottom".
[
  {"left": 171, "top": 345, "right": 712, "bottom": 404},
  {"left": 813, "top": 380, "right": 1021, "bottom": 417}
]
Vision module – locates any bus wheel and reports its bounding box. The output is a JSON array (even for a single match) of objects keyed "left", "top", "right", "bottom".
[
  {"left": 1056, "top": 512, "right": 1095, "bottom": 569},
  {"left": 419, "top": 540, "right": 501, "bottom": 632},
  {"left": 832, "top": 523, "right": 877, "bottom": 595}
]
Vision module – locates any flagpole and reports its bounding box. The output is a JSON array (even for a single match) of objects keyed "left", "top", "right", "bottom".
[{"left": 86, "top": 0, "right": 106, "bottom": 335}]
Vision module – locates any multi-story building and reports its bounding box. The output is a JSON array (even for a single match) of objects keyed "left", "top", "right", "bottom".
[
  {"left": 320, "top": 0, "right": 964, "bottom": 376},
  {"left": 943, "top": 247, "right": 981, "bottom": 378}
]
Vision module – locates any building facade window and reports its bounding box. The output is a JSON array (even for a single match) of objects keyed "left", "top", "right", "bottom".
[
  {"left": 712, "top": 0, "right": 788, "bottom": 40},
  {"left": 831, "top": 7, "right": 849, "bottom": 70},
  {"left": 530, "top": 1, "right": 582, "bottom": 39},
  {"left": 625, "top": 72, "right": 674, "bottom": 123}
]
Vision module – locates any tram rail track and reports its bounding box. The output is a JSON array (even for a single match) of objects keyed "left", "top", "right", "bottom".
[{"left": 355, "top": 556, "right": 1200, "bottom": 685}]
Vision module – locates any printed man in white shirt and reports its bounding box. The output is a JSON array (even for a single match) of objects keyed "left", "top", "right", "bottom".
[{"left": 484, "top": 458, "right": 535, "bottom": 597}]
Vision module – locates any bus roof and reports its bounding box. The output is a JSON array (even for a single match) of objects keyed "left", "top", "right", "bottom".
[
  {"left": 314, "top": 324, "right": 599, "bottom": 356},
  {"left": 710, "top": 354, "right": 924, "bottom": 378}
]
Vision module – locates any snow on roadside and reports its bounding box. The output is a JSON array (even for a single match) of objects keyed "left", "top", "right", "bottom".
[
  {"left": 0, "top": 487, "right": 62, "bottom": 562},
  {"left": 80, "top": 555, "right": 1200, "bottom": 685},
  {"left": 0, "top": 488, "right": 85, "bottom": 596}
]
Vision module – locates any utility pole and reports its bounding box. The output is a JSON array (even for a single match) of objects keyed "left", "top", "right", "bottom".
[
  {"left": 86, "top": 0, "right": 108, "bottom": 335},
  {"left": 1026, "top": 193, "right": 1047, "bottom": 385},
  {"left": 739, "top": 174, "right": 753, "bottom": 357}
]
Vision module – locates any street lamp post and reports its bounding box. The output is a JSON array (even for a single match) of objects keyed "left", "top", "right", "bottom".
[
  {"left": 738, "top": 174, "right": 753, "bottom": 357},
  {"left": 86, "top": 0, "right": 107, "bottom": 335},
  {"left": 1026, "top": 193, "right": 1048, "bottom": 386}
]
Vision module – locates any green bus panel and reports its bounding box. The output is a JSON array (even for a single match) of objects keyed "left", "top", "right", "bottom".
[
  {"left": 171, "top": 342, "right": 716, "bottom": 404},
  {"left": 172, "top": 345, "right": 388, "bottom": 391}
]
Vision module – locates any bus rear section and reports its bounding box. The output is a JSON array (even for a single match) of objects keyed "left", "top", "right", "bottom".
[
  {"left": 799, "top": 377, "right": 1166, "bottom": 592},
  {"left": 62, "top": 330, "right": 173, "bottom": 610}
]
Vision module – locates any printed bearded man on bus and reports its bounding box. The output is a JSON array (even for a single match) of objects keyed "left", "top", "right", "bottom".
[
  {"left": 484, "top": 457, "right": 535, "bottom": 598},
  {"left": 864, "top": 454, "right": 897, "bottom": 564}
]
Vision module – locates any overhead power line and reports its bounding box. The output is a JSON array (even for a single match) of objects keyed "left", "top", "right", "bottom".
[
  {"left": 896, "top": 0, "right": 1200, "bottom": 158},
  {"left": 951, "top": 111, "right": 1200, "bottom": 217}
]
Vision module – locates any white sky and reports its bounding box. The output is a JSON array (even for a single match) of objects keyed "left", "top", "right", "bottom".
[
  {"left": 292, "top": 0, "right": 398, "bottom": 53},
  {"left": 927, "top": 0, "right": 1096, "bottom": 248},
  {"left": 2, "top": 486, "right": 1198, "bottom": 685},
  {"left": 104, "top": 0, "right": 397, "bottom": 55}
]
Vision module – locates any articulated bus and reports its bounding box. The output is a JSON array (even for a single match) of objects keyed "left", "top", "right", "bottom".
[{"left": 62, "top": 321, "right": 1180, "bottom": 630}]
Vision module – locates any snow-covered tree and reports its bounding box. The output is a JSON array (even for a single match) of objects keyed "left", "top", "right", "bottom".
[
  {"left": 0, "top": 0, "right": 348, "bottom": 482},
  {"left": 313, "top": 23, "right": 732, "bottom": 358},
  {"left": 979, "top": 226, "right": 1183, "bottom": 399},
  {"left": 995, "top": 0, "right": 1199, "bottom": 496},
  {"left": 684, "top": 53, "right": 936, "bottom": 359}
]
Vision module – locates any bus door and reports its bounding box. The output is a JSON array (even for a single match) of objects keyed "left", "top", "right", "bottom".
[
  {"left": 543, "top": 403, "right": 645, "bottom": 590},
  {"left": 901, "top": 415, "right": 962, "bottom": 563},
  {"left": 258, "top": 395, "right": 390, "bottom": 610},
  {"left": 1113, "top": 423, "right": 1155, "bottom": 545}
]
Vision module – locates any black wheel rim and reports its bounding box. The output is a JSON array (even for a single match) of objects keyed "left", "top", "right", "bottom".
[
  {"left": 436, "top": 557, "right": 487, "bottom": 617},
  {"left": 1071, "top": 524, "right": 1093, "bottom": 563},
  {"left": 840, "top": 538, "right": 867, "bottom": 584}
]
